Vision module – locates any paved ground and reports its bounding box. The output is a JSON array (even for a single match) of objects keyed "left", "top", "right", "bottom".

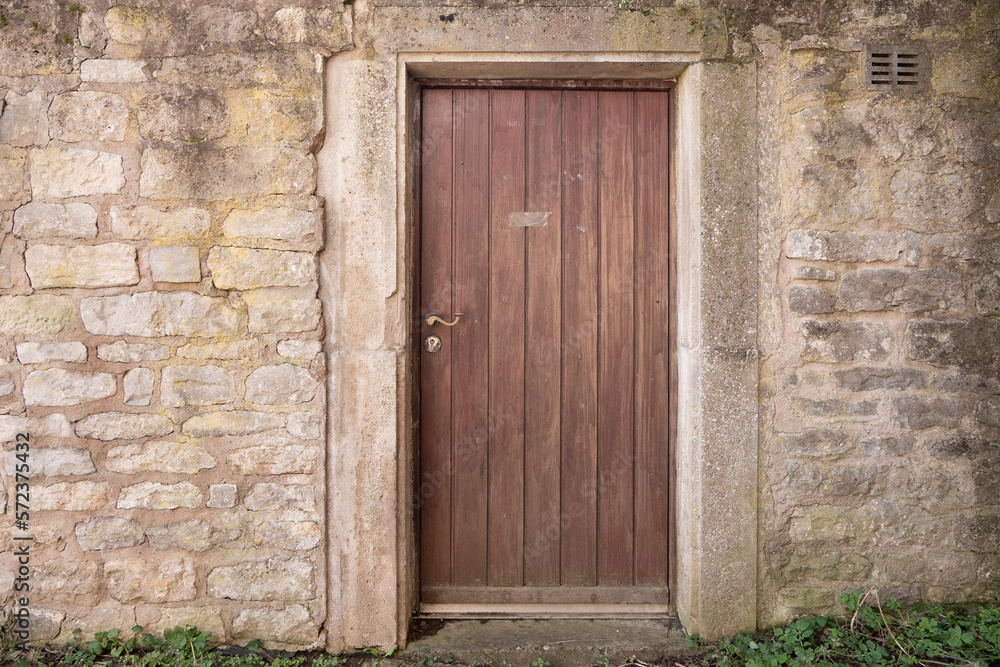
[{"left": 396, "top": 618, "right": 692, "bottom": 667}]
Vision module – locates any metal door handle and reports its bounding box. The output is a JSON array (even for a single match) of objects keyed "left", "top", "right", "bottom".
[{"left": 425, "top": 312, "right": 463, "bottom": 327}]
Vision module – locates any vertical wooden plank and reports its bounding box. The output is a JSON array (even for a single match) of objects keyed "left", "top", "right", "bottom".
[
  {"left": 524, "top": 90, "right": 563, "bottom": 587},
  {"left": 597, "top": 91, "right": 635, "bottom": 586},
  {"left": 488, "top": 89, "right": 526, "bottom": 586},
  {"left": 560, "top": 91, "right": 599, "bottom": 587},
  {"left": 452, "top": 88, "right": 491, "bottom": 586},
  {"left": 634, "top": 91, "right": 671, "bottom": 585},
  {"left": 419, "top": 89, "right": 454, "bottom": 587}
]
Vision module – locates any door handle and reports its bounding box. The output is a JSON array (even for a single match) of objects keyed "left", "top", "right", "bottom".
[{"left": 425, "top": 312, "right": 463, "bottom": 327}]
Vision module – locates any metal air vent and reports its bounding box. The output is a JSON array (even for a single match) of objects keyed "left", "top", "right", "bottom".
[{"left": 866, "top": 45, "right": 926, "bottom": 92}]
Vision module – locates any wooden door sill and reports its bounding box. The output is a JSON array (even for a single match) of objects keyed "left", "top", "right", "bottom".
[{"left": 419, "top": 603, "right": 673, "bottom": 619}]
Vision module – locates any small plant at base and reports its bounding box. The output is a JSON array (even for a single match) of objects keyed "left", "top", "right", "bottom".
[{"left": 530, "top": 659, "right": 550, "bottom": 667}]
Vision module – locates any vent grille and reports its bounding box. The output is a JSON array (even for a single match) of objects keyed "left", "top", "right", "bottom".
[{"left": 866, "top": 45, "right": 926, "bottom": 92}]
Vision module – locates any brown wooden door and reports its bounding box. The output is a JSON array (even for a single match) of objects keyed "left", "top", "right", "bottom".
[{"left": 419, "top": 85, "right": 671, "bottom": 607}]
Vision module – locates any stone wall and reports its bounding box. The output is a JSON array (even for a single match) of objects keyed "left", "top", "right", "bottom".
[
  {"left": 749, "top": 0, "right": 1000, "bottom": 623},
  {"left": 0, "top": 1, "right": 350, "bottom": 649}
]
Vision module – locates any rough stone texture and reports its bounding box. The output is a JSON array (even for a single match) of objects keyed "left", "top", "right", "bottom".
[
  {"left": 908, "top": 319, "right": 1000, "bottom": 374},
  {"left": 13, "top": 203, "right": 98, "bottom": 240},
  {"left": 146, "top": 519, "right": 240, "bottom": 552},
  {"left": 26, "top": 608, "right": 66, "bottom": 642},
  {"left": 207, "top": 484, "right": 238, "bottom": 509},
  {"left": 228, "top": 444, "right": 319, "bottom": 475},
  {"left": 801, "top": 321, "right": 892, "bottom": 363},
  {"left": 117, "top": 482, "right": 202, "bottom": 510},
  {"left": 150, "top": 246, "right": 201, "bottom": 283},
  {"left": 26, "top": 243, "right": 139, "bottom": 289},
  {"left": 786, "top": 230, "right": 903, "bottom": 262},
  {"left": 30, "top": 148, "right": 125, "bottom": 198},
  {"left": 890, "top": 170, "right": 973, "bottom": 230},
  {"left": 223, "top": 206, "right": 319, "bottom": 241},
  {"left": 181, "top": 411, "right": 286, "bottom": 437},
  {"left": 49, "top": 92, "right": 128, "bottom": 143},
  {"left": 105, "top": 559, "right": 197, "bottom": 604},
  {"left": 146, "top": 607, "right": 226, "bottom": 640},
  {"left": 177, "top": 340, "right": 261, "bottom": 360},
  {"left": 794, "top": 266, "right": 836, "bottom": 282},
  {"left": 834, "top": 368, "right": 928, "bottom": 392},
  {"left": 0, "top": 90, "right": 46, "bottom": 146},
  {"left": 287, "top": 412, "right": 321, "bottom": 440},
  {"left": 788, "top": 286, "right": 835, "bottom": 315},
  {"left": 860, "top": 435, "right": 915, "bottom": 457},
  {"left": 244, "top": 483, "right": 316, "bottom": 512},
  {"left": 4, "top": 447, "right": 95, "bottom": 477},
  {"left": 106, "top": 441, "right": 215, "bottom": 474},
  {"left": 784, "top": 462, "right": 878, "bottom": 496},
  {"left": 110, "top": 206, "right": 210, "bottom": 240},
  {"left": 245, "top": 287, "right": 322, "bottom": 333},
  {"left": 34, "top": 481, "right": 111, "bottom": 511},
  {"left": 277, "top": 340, "right": 322, "bottom": 359},
  {"left": 161, "top": 365, "right": 237, "bottom": 407},
  {"left": 16, "top": 341, "right": 88, "bottom": 364},
  {"left": 80, "top": 59, "right": 148, "bottom": 83},
  {"left": 779, "top": 429, "right": 850, "bottom": 458},
  {"left": 208, "top": 247, "right": 317, "bottom": 290},
  {"left": 123, "top": 367, "right": 155, "bottom": 406},
  {"left": 0, "top": 295, "right": 75, "bottom": 335},
  {"left": 232, "top": 605, "right": 319, "bottom": 647},
  {"left": 0, "top": 414, "right": 73, "bottom": 443},
  {"left": 81, "top": 292, "right": 238, "bottom": 337},
  {"left": 892, "top": 397, "right": 964, "bottom": 430},
  {"left": 207, "top": 558, "right": 316, "bottom": 601},
  {"left": 23, "top": 369, "right": 117, "bottom": 406},
  {"left": 245, "top": 364, "right": 319, "bottom": 405},
  {"left": 75, "top": 517, "right": 145, "bottom": 550},
  {"left": 253, "top": 521, "right": 321, "bottom": 551},
  {"left": 32, "top": 562, "right": 100, "bottom": 605},
  {"left": 839, "top": 269, "right": 964, "bottom": 313},
  {"left": 137, "top": 93, "right": 229, "bottom": 142},
  {"left": 75, "top": 412, "right": 174, "bottom": 441},
  {"left": 97, "top": 341, "right": 170, "bottom": 363}
]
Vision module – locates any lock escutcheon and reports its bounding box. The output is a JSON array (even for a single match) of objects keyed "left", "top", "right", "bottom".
[{"left": 423, "top": 334, "right": 442, "bottom": 353}]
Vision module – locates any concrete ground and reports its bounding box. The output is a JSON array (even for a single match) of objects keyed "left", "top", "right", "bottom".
[{"left": 396, "top": 618, "right": 692, "bottom": 667}]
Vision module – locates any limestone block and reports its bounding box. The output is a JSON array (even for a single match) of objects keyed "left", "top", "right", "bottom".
[
  {"left": 146, "top": 519, "right": 240, "bottom": 552},
  {"left": 0, "top": 268, "right": 10, "bottom": 289},
  {"left": 228, "top": 444, "right": 319, "bottom": 475},
  {"left": 208, "top": 484, "right": 238, "bottom": 508},
  {"left": 892, "top": 397, "right": 963, "bottom": 430},
  {"left": 277, "top": 340, "right": 322, "bottom": 359},
  {"left": 161, "top": 365, "right": 237, "bottom": 407},
  {"left": 26, "top": 243, "right": 139, "bottom": 289},
  {"left": 783, "top": 462, "right": 877, "bottom": 495},
  {"left": 908, "top": 319, "right": 1000, "bottom": 374},
  {"left": 32, "top": 561, "right": 100, "bottom": 605},
  {"left": 23, "top": 369, "right": 117, "bottom": 406},
  {"left": 233, "top": 604, "right": 319, "bottom": 647},
  {"left": 839, "top": 268, "right": 963, "bottom": 313},
  {"left": 106, "top": 441, "right": 215, "bottom": 474},
  {"left": 287, "top": 411, "right": 321, "bottom": 439},
  {"left": 187, "top": 6, "right": 257, "bottom": 44},
  {"left": 97, "top": 341, "right": 169, "bottom": 362},
  {"left": 104, "top": 6, "right": 175, "bottom": 48},
  {"left": 154, "top": 50, "right": 320, "bottom": 89},
  {"left": 4, "top": 447, "right": 95, "bottom": 476},
  {"left": 0, "top": 90, "right": 46, "bottom": 146},
  {"left": 834, "top": 367, "right": 927, "bottom": 391},
  {"left": 0, "top": 414, "right": 73, "bottom": 442},
  {"left": 140, "top": 146, "right": 315, "bottom": 200},
  {"left": 81, "top": 291, "right": 238, "bottom": 337},
  {"left": 75, "top": 412, "right": 174, "bottom": 441},
  {"left": 886, "top": 554, "right": 976, "bottom": 584},
  {"left": 26, "top": 608, "right": 65, "bottom": 641},
  {"left": 0, "top": 376, "right": 14, "bottom": 397},
  {"left": 110, "top": 206, "right": 210, "bottom": 240},
  {"left": 228, "top": 90, "right": 323, "bottom": 148},
  {"left": 253, "top": 521, "right": 321, "bottom": 551},
  {"left": 245, "top": 364, "right": 318, "bottom": 405},
  {"left": 974, "top": 272, "right": 1000, "bottom": 315},
  {"left": 785, "top": 230, "right": 903, "bottom": 262},
  {"left": 207, "top": 557, "right": 316, "bottom": 601},
  {"left": 783, "top": 552, "right": 871, "bottom": 581},
  {"left": 178, "top": 340, "right": 261, "bottom": 360},
  {"left": 779, "top": 429, "right": 850, "bottom": 458},
  {"left": 792, "top": 398, "right": 877, "bottom": 418},
  {"left": 123, "top": 368, "right": 154, "bottom": 406},
  {"left": 891, "top": 170, "right": 973, "bottom": 230},
  {"left": 223, "top": 206, "right": 319, "bottom": 241},
  {"left": 794, "top": 266, "right": 836, "bottom": 281},
  {"left": 30, "top": 147, "right": 125, "bottom": 198},
  {"left": 245, "top": 287, "right": 322, "bottom": 333},
  {"left": 777, "top": 588, "right": 835, "bottom": 610},
  {"left": 265, "top": 7, "right": 350, "bottom": 50},
  {"left": 13, "top": 202, "right": 98, "bottom": 240},
  {"left": 788, "top": 286, "right": 835, "bottom": 315},
  {"left": 137, "top": 93, "right": 228, "bottom": 142},
  {"left": 146, "top": 607, "right": 226, "bottom": 640},
  {"left": 798, "top": 166, "right": 878, "bottom": 224},
  {"left": 105, "top": 559, "right": 196, "bottom": 603},
  {"left": 1, "top": 296, "right": 76, "bottom": 338},
  {"left": 208, "top": 247, "right": 316, "bottom": 290},
  {"left": 975, "top": 399, "right": 1000, "bottom": 429},
  {"left": 54, "top": 606, "right": 137, "bottom": 643},
  {"left": 244, "top": 483, "right": 315, "bottom": 512},
  {"left": 801, "top": 320, "right": 892, "bottom": 363},
  {"left": 75, "top": 517, "right": 145, "bottom": 550},
  {"left": 957, "top": 513, "right": 1000, "bottom": 552},
  {"left": 80, "top": 59, "right": 147, "bottom": 83},
  {"left": 182, "top": 411, "right": 286, "bottom": 437},
  {"left": 149, "top": 246, "right": 201, "bottom": 283},
  {"left": 0, "top": 146, "right": 26, "bottom": 200},
  {"left": 859, "top": 435, "right": 915, "bottom": 457},
  {"left": 905, "top": 231, "right": 921, "bottom": 266},
  {"left": 117, "top": 481, "right": 202, "bottom": 509},
  {"left": 34, "top": 481, "right": 111, "bottom": 511},
  {"left": 16, "top": 341, "right": 88, "bottom": 364},
  {"left": 49, "top": 92, "right": 128, "bottom": 142}
]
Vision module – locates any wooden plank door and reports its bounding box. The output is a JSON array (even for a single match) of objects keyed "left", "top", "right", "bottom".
[{"left": 419, "top": 85, "right": 671, "bottom": 608}]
